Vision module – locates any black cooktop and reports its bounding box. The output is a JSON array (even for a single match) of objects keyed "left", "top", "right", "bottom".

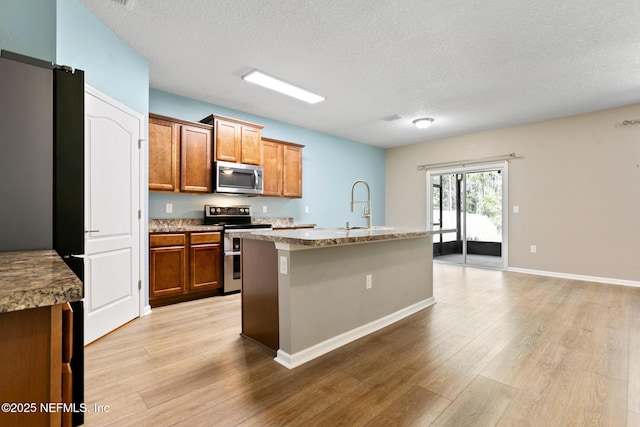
[{"left": 204, "top": 205, "right": 272, "bottom": 230}]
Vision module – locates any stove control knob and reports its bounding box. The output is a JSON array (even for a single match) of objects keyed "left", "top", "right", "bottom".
[{"left": 216, "top": 208, "right": 221, "bottom": 213}]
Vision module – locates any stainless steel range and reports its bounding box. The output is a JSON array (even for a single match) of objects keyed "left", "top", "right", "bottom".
[{"left": 204, "top": 205, "right": 272, "bottom": 294}]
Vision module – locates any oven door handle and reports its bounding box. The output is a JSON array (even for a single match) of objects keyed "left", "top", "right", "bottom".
[{"left": 224, "top": 251, "right": 241, "bottom": 257}]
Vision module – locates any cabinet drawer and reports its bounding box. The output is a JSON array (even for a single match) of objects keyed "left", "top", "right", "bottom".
[
  {"left": 190, "top": 232, "right": 221, "bottom": 245},
  {"left": 150, "top": 233, "right": 186, "bottom": 248}
]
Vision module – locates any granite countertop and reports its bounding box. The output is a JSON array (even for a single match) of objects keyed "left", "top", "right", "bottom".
[
  {"left": 229, "top": 226, "right": 444, "bottom": 247},
  {"left": 0, "top": 250, "right": 83, "bottom": 313},
  {"left": 271, "top": 223, "right": 316, "bottom": 230},
  {"left": 252, "top": 217, "right": 316, "bottom": 230},
  {"left": 149, "top": 219, "right": 224, "bottom": 233},
  {"left": 149, "top": 218, "right": 315, "bottom": 232}
]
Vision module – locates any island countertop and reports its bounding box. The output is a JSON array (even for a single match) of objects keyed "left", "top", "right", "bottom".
[
  {"left": 0, "top": 250, "right": 83, "bottom": 313},
  {"left": 230, "top": 226, "right": 446, "bottom": 248}
]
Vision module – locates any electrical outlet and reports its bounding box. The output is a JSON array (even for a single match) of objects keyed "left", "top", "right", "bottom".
[
  {"left": 279, "top": 256, "right": 288, "bottom": 275},
  {"left": 530, "top": 245, "right": 537, "bottom": 253},
  {"left": 165, "top": 203, "right": 173, "bottom": 213},
  {"left": 262, "top": 205, "right": 268, "bottom": 213},
  {"left": 366, "top": 274, "right": 372, "bottom": 289},
  {"left": 513, "top": 206, "right": 519, "bottom": 213},
  {"left": 305, "top": 205, "right": 310, "bottom": 214}
]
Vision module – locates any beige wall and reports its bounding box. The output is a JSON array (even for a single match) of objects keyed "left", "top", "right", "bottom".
[{"left": 386, "top": 104, "right": 640, "bottom": 281}]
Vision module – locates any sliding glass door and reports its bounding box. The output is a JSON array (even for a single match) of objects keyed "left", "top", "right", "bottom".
[{"left": 429, "top": 164, "right": 506, "bottom": 269}]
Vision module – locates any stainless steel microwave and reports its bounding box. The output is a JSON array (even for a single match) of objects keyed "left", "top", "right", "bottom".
[{"left": 214, "top": 160, "right": 264, "bottom": 195}]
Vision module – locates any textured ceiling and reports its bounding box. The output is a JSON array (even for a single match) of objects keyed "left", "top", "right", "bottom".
[{"left": 80, "top": 0, "right": 640, "bottom": 148}]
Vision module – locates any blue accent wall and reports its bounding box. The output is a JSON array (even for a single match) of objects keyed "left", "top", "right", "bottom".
[
  {"left": 0, "top": 0, "right": 56, "bottom": 62},
  {"left": 149, "top": 89, "right": 386, "bottom": 228},
  {"left": 53, "top": 0, "right": 150, "bottom": 305},
  {"left": 56, "top": 0, "right": 149, "bottom": 115}
]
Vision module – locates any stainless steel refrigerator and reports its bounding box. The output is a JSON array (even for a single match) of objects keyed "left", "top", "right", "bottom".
[{"left": 0, "top": 50, "right": 85, "bottom": 426}]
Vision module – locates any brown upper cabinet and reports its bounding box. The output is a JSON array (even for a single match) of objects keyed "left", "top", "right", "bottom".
[
  {"left": 149, "top": 114, "right": 213, "bottom": 193},
  {"left": 261, "top": 137, "right": 304, "bottom": 198},
  {"left": 200, "top": 115, "right": 264, "bottom": 165}
]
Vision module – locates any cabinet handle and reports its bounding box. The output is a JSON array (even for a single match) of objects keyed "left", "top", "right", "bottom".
[{"left": 84, "top": 229, "right": 100, "bottom": 233}]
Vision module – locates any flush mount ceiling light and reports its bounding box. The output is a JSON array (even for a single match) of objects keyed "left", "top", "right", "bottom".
[
  {"left": 242, "top": 69, "right": 325, "bottom": 104},
  {"left": 412, "top": 118, "right": 434, "bottom": 129},
  {"left": 110, "top": 0, "right": 136, "bottom": 10}
]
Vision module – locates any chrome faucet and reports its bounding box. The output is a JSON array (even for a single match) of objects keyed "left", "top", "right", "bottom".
[{"left": 350, "top": 180, "right": 371, "bottom": 229}]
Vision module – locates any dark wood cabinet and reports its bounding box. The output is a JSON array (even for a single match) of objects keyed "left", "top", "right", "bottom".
[
  {"left": 240, "top": 125, "right": 262, "bottom": 165},
  {"left": 148, "top": 116, "right": 179, "bottom": 191},
  {"left": 149, "top": 231, "right": 222, "bottom": 307},
  {"left": 262, "top": 138, "right": 283, "bottom": 196},
  {"left": 149, "top": 233, "right": 187, "bottom": 299},
  {"left": 149, "top": 114, "right": 212, "bottom": 193},
  {"left": 180, "top": 125, "right": 213, "bottom": 192},
  {"left": 189, "top": 232, "right": 222, "bottom": 292},
  {"left": 261, "top": 137, "right": 304, "bottom": 198},
  {"left": 201, "top": 114, "right": 264, "bottom": 165},
  {"left": 0, "top": 303, "right": 73, "bottom": 427}
]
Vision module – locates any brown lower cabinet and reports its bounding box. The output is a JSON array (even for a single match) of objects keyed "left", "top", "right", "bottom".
[
  {"left": 149, "top": 231, "right": 222, "bottom": 307},
  {"left": 0, "top": 303, "right": 73, "bottom": 427}
]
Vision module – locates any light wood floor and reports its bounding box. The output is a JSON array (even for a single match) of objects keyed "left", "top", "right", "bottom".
[{"left": 84, "top": 264, "right": 640, "bottom": 426}]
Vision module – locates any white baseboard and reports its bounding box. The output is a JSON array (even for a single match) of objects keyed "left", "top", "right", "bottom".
[
  {"left": 507, "top": 267, "right": 640, "bottom": 288},
  {"left": 274, "top": 297, "right": 436, "bottom": 370},
  {"left": 142, "top": 305, "right": 152, "bottom": 316}
]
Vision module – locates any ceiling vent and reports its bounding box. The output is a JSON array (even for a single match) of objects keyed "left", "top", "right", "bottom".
[{"left": 110, "top": 0, "right": 136, "bottom": 10}]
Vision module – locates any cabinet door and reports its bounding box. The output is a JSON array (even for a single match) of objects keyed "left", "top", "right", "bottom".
[
  {"left": 215, "top": 119, "right": 240, "bottom": 162},
  {"left": 0, "top": 304, "right": 63, "bottom": 426},
  {"left": 180, "top": 125, "right": 212, "bottom": 193},
  {"left": 240, "top": 125, "right": 262, "bottom": 165},
  {"left": 149, "top": 118, "right": 179, "bottom": 191},
  {"left": 282, "top": 145, "right": 303, "bottom": 198},
  {"left": 190, "top": 243, "right": 222, "bottom": 291},
  {"left": 61, "top": 303, "right": 73, "bottom": 427},
  {"left": 261, "top": 139, "right": 282, "bottom": 196},
  {"left": 149, "top": 246, "right": 186, "bottom": 299}
]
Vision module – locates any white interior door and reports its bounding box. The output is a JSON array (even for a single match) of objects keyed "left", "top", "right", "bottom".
[{"left": 84, "top": 86, "right": 142, "bottom": 344}]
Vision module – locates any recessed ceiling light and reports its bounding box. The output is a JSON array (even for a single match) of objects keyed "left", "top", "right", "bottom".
[
  {"left": 412, "top": 118, "right": 434, "bottom": 129},
  {"left": 242, "top": 69, "right": 325, "bottom": 104}
]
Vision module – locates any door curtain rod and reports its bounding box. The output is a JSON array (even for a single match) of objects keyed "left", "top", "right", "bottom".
[{"left": 417, "top": 152, "right": 523, "bottom": 171}]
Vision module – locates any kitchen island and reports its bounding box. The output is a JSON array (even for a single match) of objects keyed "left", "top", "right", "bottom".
[{"left": 234, "top": 227, "right": 440, "bottom": 369}]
